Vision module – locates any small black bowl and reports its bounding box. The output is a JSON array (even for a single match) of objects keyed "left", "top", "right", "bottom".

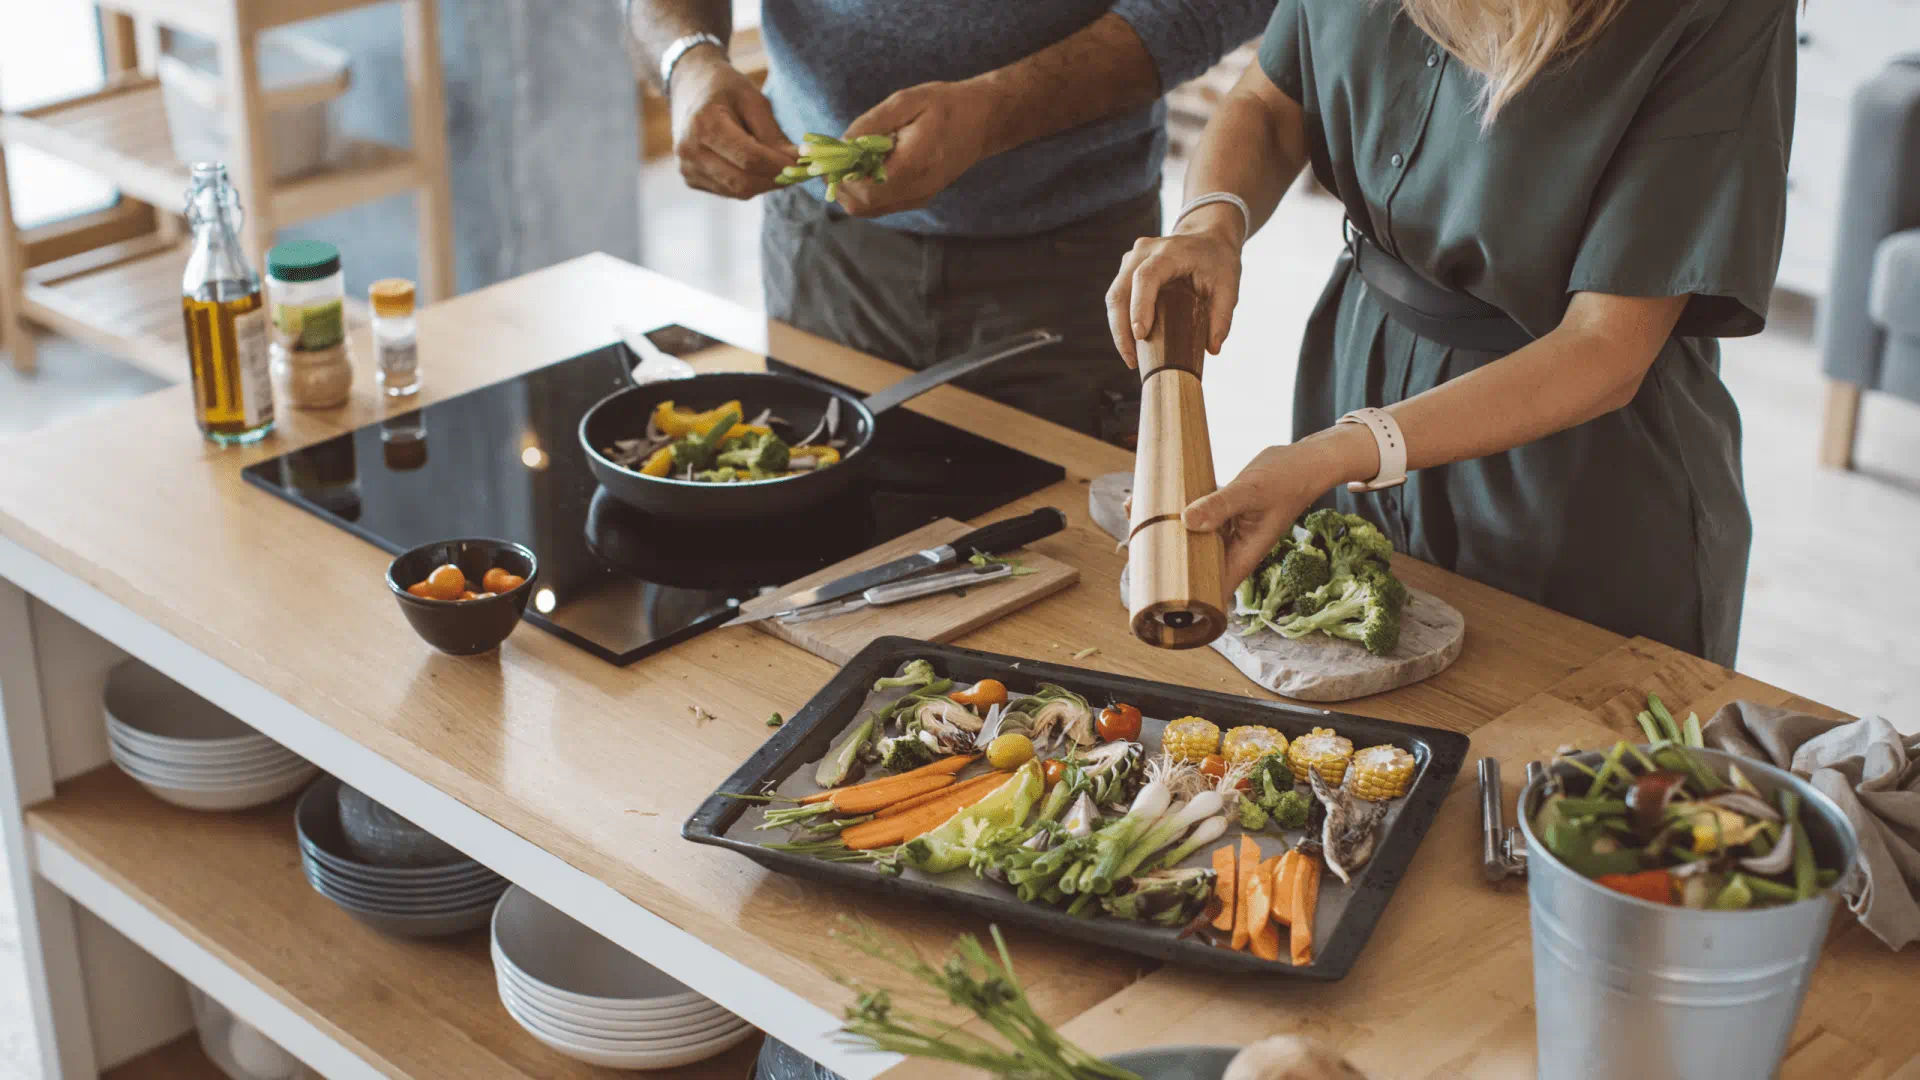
[{"left": 386, "top": 538, "right": 537, "bottom": 655}]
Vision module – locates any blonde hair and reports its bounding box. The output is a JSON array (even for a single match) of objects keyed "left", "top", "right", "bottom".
[{"left": 1394, "top": 0, "right": 1631, "bottom": 124}]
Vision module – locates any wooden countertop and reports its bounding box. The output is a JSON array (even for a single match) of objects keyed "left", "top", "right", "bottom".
[{"left": 1, "top": 254, "right": 1907, "bottom": 1078}]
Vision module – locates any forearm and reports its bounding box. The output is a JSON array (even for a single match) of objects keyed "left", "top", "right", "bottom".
[
  {"left": 965, "top": 14, "right": 1161, "bottom": 158},
  {"left": 1174, "top": 68, "right": 1310, "bottom": 246},
  {"left": 1303, "top": 296, "right": 1689, "bottom": 487},
  {"left": 624, "top": 0, "right": 730, "bottom": 85}
]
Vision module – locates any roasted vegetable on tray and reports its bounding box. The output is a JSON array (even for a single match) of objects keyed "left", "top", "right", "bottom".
[{"left": 733, "top": 657, "right": 1432, "bottom": 969}]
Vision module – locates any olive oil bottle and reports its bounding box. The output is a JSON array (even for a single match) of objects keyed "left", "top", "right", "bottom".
[{"left": 181, "top": 163, "right": 274, "bottom": 444}]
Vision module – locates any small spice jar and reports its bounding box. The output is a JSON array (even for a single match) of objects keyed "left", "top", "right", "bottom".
[
  {"left": 266, "top": 240, "right": 353, "bottom": 409},
  {"left": 369, "top": 278, "right": 420, "bottom": 397}
]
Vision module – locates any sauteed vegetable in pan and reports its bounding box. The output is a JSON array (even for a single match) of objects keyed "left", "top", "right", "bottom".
[{"left": 600, "top": 399, "right": 847, "bottom": 484}]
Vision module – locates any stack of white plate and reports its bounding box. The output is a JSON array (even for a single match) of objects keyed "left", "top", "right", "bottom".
[
  {"left": 295, "top": 777, "right": 508, "bottom": 939},
  {"left": 491, "top": 886, "right": 755, "bottom": 1070},
  {"left": 104, "top": 660, "right": 317, "bottom": 812}
]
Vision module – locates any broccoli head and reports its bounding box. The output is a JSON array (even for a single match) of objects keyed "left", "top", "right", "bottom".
[
  {"left": 1238, "top": 799, "right": 1270, "bottom": 831},
  {"left": 668, "top": 407, "right": 740, "bottom": 472},
  {"left": 715, "top": 430, "right": 791, "bottom": 476},
  {"left": 1301, "top": 508, "right": 1394, "bottom": 579},
  {"left": 693, "top": 467, "right": 741, "bottom": 483},
  {"left": 1277, "top": 564, "right": 1404, "bottom": 655},
  {"left": 1235, "top": 538, "right": 1334, "bottom": 634},
  {"left": 1269, "top": 788, "right": 1312, "bottom": 830},
  {"left": 876, "top": 732, "right": 938, "bottom": 773},
  {"left": 873, "top": 659, "right": 939, "bottom": 691}
]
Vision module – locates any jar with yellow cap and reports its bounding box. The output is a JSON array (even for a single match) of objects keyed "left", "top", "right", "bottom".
[{"left": 369, "top": 278, "right": 420, "bottom": 397}]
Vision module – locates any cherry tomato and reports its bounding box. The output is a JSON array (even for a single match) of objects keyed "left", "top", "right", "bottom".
[
  {"left": 423, "top": 564, "right": 466, "bottom": 600},
  {"left": 405, "top": 582, "right": 434, "bottom": 599},
  {"left": 1097, "top": 702, "right": 1143, "bottom": 742},
  {"left": 482, "top": 567, "right": 516, "bottom": 594},
  {"left": 950, "top": 678, "right": 1008, "bottom": 709},
  {"left": 1041, "top": 758, "right": 1067, "bottom": 788},
  {"left": 459, "top": 590, "right": 480, "bottom": 601},
  {"left": 1199, "top": 754, "right": 1228, "bottom": 780},
  {"left": 494, "top": 573, "right": 526, "bottom": 592}
]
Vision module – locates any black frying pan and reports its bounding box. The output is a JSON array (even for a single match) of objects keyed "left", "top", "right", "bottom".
[{"left": 578, "top": 330, "right": 1061, "bottom": 522}]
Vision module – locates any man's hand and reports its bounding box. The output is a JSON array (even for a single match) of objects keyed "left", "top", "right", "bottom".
[
  {"left": 834, "top": 81, "right": 998, "bottom": 218},
  {"left": 670, "top": 49, "right": 797, "bottom": 199}
]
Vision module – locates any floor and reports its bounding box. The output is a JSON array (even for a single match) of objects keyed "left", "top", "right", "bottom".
[{"left": 1, "top": 162, "right": 1917, "bottom": 1080}]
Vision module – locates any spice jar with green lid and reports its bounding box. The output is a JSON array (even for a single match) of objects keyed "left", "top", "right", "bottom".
[{"left": 266, "top": 240, "right": 352, "bottom": 409}]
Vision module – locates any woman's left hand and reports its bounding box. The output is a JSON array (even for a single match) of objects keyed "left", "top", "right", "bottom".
[{"left": 1186, "top": 429, "right": 1380, "bottom": 587}]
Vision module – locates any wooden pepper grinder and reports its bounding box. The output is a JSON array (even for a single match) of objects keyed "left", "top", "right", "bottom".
[{"left": 1127, "top": 280, "right": 1229, "bottom": 648}]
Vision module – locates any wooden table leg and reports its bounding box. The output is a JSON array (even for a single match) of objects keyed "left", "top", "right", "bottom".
[
  {"left": 0, "top": 138, "right": 37, "bottom": 374},
  {"left": 216, "top": 21, "right": 278, "bottom": 273},
  {"left": 1819, "top": 380, "right": 1863, "bottom": 471},
  {"left": 0, "top": 582, "right": 98, "bottom": 1079},
  {"left": 403, "top": 0, "right": 455, "bottom": 303}
]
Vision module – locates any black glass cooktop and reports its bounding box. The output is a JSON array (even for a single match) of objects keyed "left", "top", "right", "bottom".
[{"left": 243, "top": 329, "right": 1065, "bottom": 664}]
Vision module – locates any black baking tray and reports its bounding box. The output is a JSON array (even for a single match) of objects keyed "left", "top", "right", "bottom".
[{"left": 683, "top": 637, "right": 1470, "bottom": 981}]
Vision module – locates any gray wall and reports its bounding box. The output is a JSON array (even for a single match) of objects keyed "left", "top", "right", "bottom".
[{"left": 278, "top": 0, "right": 642, "bottom": 295}]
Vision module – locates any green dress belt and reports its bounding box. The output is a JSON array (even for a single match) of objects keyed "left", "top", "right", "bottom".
[{"left": 1345, "top": 220, "right": 1535, "bottom": 354}]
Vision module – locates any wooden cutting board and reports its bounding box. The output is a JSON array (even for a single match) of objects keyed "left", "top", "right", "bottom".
[
  {"left": 1092, "top": 472, "right": 1465, "bottom": 702},
  {"left": 752, "top": 518, "right": 1078, "bottom": 664}
]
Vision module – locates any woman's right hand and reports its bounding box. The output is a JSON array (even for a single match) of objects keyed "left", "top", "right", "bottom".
[{"left": 1105, "top": 205, "right": 1245, "bottom": 367}]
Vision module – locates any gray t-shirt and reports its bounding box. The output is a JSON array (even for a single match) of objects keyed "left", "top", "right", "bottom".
[{"left": 761, "top": 0, "right": 1275, "bottom": 237}]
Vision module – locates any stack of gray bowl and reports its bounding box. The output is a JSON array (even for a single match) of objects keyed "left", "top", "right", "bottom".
[
  {"left": 295, "top": 776, "right": 507, "bottom": 939},
  {"left": 104, "top": 660, "right": 317, "bottom": 812}
]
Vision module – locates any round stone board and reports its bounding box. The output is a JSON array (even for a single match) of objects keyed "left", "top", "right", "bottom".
[{"left": 1093, "top": 472, "right": 1466, "bottom": 703}]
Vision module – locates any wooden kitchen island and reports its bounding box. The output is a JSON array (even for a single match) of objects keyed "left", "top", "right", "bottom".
[{"left": 0, "top": 255, "right": 1910, "bottom": 1080}]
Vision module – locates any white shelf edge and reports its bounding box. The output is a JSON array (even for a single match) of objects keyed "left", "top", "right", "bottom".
[
  {"left": 32, "top": 834, "right": 389, "bottom": 1080},
  {"left": 0, "top": 535, "right": 890, "bottom": 1080}
]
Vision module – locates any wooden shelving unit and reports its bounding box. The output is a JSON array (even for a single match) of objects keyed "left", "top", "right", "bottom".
[
  {"left": 102, "top": 1035, "right": 222, "bottom": 1080},
  {"left": 0, "top": 0, "right": 452, "bottom": 381},
  {"left": 28, "top": 767, "right": 764, "bottom": 1080}
]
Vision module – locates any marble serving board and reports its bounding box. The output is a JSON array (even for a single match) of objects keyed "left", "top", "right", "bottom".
[{"left": 1091, "top": 472, "right": 1465, "bottom": 702}]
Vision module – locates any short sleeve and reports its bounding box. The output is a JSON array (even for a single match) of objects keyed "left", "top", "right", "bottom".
[
  {"left": 1566, "top": 0, "right": 1796, "bottom": 337},
  {"left": 1109, "top": 0, "right": 1277, "bottom": 94},
  {"left": 1255, "top": 0, "right": 1306, "bottom": 103}
]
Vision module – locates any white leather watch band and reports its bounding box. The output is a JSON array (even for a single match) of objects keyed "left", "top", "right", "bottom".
[{"left": 1338, "top": 407, "right": 1408, "bottom": 492}]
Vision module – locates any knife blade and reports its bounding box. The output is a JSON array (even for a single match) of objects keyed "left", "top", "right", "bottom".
[
  {"left": 776, "top": 562, "right": 1015, "bottom": 625},
  {"left": 723, "top": 506, "right": 1066, "bottom": 627}
]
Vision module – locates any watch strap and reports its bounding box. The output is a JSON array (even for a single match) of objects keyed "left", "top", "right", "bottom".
[
  {"left": 659, "top": 32, "right": 725, "bottom": 91},
  {"left": 1338, "top": 407, "right": 1408, "bottom": 492}
]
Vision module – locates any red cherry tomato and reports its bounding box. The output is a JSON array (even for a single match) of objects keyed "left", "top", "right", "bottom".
[
  {"left": 1097, "top": 702, "right": 1143, "bottom": 742},
  {"left": 1041, "top": 758, "right": 1067, "bottom": 788},
  {"left": 1199, "top": 754, "right": 1228, "bottom": 780}
]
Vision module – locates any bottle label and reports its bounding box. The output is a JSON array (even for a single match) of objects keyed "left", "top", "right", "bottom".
[
  {"left": 378, "top": 340, "right": 418, "bottom": 379},
  {"left": 272, "top": 298, "right": 345, "bottom": 352},
  {"left": 233, "top": 307, "right": 273, "bottom": 428}
]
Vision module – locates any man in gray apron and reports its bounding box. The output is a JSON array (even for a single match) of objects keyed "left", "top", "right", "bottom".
[{"left": 627, "top": 0, "right": 1275, "bottom": 445}]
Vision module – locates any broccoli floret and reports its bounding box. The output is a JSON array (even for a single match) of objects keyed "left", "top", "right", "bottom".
[
  {"left": 872, "top": 659, "right": 938, "bottom": 691},
  {"left": 693, "top": 466, "right": 741, "bottom": 483},
  {"left": 1270, "top": 788, "right": 1311, "bottom": 830},
  {"left": 1301, "top": 507, "right": 1394, "bottom": 580},
  {"left": 1236, "top": 537, "right": 1335, "bottom": 634},
  {"left": 876, "top": 733, "right": 937, "bottom": 772},
  {"left": 1277, "top": 564, "right": 1404, "bottom": 655},
  {"left": 1238, "top": 799, "right": 1270, "bottom": 831},
  {"left": 716, "top": 431, "right": 791, "bottom": 475},
  {"left": 668, "top": 408, "right": 740, "bottom": 472}
]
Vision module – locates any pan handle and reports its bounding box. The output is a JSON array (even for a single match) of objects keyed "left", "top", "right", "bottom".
[{"left": 860, "top": 328, "right": 1063, "bottom": 415}]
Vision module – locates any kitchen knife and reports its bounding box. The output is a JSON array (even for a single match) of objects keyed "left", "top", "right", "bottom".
[
  {"left": 724, "top": 507, "right": 1067, "bottom": 627},
  {"left": 775, "top": 562, "right": 1015, "bottom": 625}
]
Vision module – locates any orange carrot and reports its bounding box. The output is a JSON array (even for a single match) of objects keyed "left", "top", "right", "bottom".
[
  {"left": 839, "top": 784, "right": 999, "bottom": 850},
  {"left": 1232, "top": 834, "right": 1260, "bottom": 951},
  {"left": 1211, "top": 845, "right": 1237, "bottom": 932},
  {"left": 872, "top": 772, "right": 1007, "bottom": 819},
  {"left": 1271, "top": 851, "right": 1300, "bottom": 927},
  {"left": 1290, "top": 856, "right": 1321, "bottom": 965},
  {"left": 828, "top": 773, "right": 954, "bottom": 815},
  {"left": 1248, "top": 855, "right": 1282, "bottom": 962},
  {"left": 799, "top": 755, "right": 979, "bottom": 804}
]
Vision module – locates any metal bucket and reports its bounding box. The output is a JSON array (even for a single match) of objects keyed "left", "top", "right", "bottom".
[{"left": 1518, "top": 747, "right": 1859, "bottom": 1080}]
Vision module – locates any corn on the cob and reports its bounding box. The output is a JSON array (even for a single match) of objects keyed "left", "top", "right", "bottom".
[
  {"left": 1162, "top": 717, "right": 1221, "bottom": 763},
  {"left": 1222, "top": 726, "right": 1288, "bottom": 770},
  {"left": 1344, "top": 744, "right": 1415, "bottom": 800},
  {"left": 1288, "top": 727, "right": 1354, "bottom": 786}
]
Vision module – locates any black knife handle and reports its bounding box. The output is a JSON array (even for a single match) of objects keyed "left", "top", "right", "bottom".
[{"left": 950, "top": 507, "right": 1067, "bottom": 558}]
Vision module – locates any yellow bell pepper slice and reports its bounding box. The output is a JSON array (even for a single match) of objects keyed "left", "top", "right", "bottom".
[
  {"left": 640, "top": 446, "right": 675, "bottom": 477},
  {"left": 792, "top": 445, "right": 840, "bottom": 467},
  {"left": 654, "top": 400, "right": 744, "bottom": 438}
]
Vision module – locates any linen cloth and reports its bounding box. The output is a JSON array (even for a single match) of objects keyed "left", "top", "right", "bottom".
[{"left": 1704, "top": 701, "right": 1920, "bottom": 949}]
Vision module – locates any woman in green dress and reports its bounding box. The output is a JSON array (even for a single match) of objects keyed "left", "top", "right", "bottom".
[{"left": 1109, "top": 0, "right": 1795, "bottom": 665}]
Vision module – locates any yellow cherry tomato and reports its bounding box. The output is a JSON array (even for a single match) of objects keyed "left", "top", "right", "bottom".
[{"left": 985, "top": 733, "right": 1035, "bottom": 771}]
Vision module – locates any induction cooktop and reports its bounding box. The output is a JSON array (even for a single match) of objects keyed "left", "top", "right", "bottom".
[{"left": 243, "top": 327, "right": 1066, "bottom": 664}]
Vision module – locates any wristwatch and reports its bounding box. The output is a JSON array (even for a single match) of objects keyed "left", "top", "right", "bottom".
[
  {"left": 659, "top": 31, "right": 725, "bottom": 91},
  {"left": 1337, "top": 407, "right": 1408, "bottom": 492}
]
